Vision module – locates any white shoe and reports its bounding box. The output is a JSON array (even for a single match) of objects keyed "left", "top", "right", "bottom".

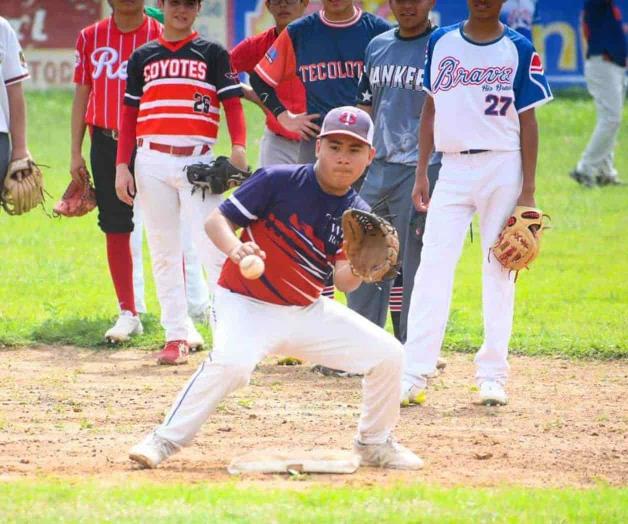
[
  {"left": 186, "top": 317, "right": 205, "bottom": 351},
  {"left": 353, "top": 437, "right": 424, "bottom": 470},
  {"left": 479, "top": 381, "right": 508, "bottom": 406},
  {"left": 129, "top": 432, "right": 180, "bottom": 469},
  {"left": 104, "top": 311, "right": 143, "bottom": 343},
  {"left": 400, "top": 377, "right": 427, "bottom": 407}
]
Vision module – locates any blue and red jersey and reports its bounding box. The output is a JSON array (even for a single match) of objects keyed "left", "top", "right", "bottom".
[
  {"left": 254, "top": 8, "right": 391, "bottom": 122},
  {"left": 218, "top": 165, "right": 368, "bottom": 306}
]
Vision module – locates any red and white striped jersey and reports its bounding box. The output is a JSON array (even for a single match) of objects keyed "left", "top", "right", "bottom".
[
  {"left": 74, "top": 15, "right": 162, "bottom": 131},
  {"left": 124, "top": 33, "right": 242, "bottom": 146}
]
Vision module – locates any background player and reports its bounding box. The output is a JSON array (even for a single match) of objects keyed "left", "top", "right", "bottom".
[
  {"left": 251, "top": 0, "right": 391, "bottom": 164},
  {"left": 0, "top": 17, "right": 30, "bottom": 196},
  {"left": 70, "top": 0, "right": 207, "bottom": 346},
  {"left": 403, "top": 0, "right": 552, "bottom": 407},
  {"left": 115, "top": 0, "right": 247, "bottom": 365},
  {"left": 500, "top": 0, "right": 538, "bottom": 41},
  {"left": 251, "top": 0, "right": 390, "bottom": 304},
  {"left": 350, "top": 0, "right": 435, "bottom": 340},
  {"left": 128, "top": 107, "right": 423, "bottom": 471},
  {"left": 570, "top": 0, "right": 626, "bottom": 187},
  {"left": 230, "top": 0, "right": 308, "bottom": 166}
]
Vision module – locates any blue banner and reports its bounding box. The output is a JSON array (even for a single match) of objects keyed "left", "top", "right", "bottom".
[{"left": 229, "top": 0, "right": 628, "bottom": 89}]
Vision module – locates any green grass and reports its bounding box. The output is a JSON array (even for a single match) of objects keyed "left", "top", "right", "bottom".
[
  {"left": 0, "top": 91, "right": 626, "bottom": 357},
  {"left": 1, "top": 480, "right": 626, "bottom": 523}
]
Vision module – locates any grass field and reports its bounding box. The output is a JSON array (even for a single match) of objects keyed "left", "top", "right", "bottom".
[
  {"left": 0, "top": 91, "right": 626, "bottom": 357},
  {"left": 1, "top": 481, "right": 626, "bottom": 523}
]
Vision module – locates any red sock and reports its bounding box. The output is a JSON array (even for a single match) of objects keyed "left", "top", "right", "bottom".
[{"left": 105, "top": 232, "right": 137, "bottom": 315}]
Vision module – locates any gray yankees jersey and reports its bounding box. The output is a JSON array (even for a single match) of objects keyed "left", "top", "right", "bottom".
[{"left": 357, "top": 26, "right": 434, "bottom": 165}]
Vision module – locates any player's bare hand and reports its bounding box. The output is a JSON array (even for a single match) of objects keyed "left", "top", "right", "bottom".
[
  {"left": 70, "top": 154, "right": 87, "bottom": 182},
  {"left": 277, "top": 111, "right": 321, "bottom": 139},
  {"left": 115, "top": 164, "right": 136, "bottom": 206},
  {"left": 412, "top": 171, "right": 430, "bottom": 212},
  {"left": 516, "top": 190, "right": 536, "bottom": 208},
  {"left": 230, "top": 145, "right": 248, "bottom": 172},
  {"left": 228, "top": 242, "right": 266, "bottom": 264}
]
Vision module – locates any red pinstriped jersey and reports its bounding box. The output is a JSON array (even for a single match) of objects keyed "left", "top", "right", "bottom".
[
  {"left": 124, "top": 33, "right": 243, "bottom": 146},
  {"left": 74, "top": 15, "right": 162, "bottom": 131}
]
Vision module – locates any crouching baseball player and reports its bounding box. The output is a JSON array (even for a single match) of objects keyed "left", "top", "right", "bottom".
[{"left": 128, "top": 107, "right": 423, "bottom": 471}]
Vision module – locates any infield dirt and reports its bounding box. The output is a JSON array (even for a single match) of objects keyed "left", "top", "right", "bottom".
[{"left": 0, "top": 346, "right": 626, "bottom": 487}]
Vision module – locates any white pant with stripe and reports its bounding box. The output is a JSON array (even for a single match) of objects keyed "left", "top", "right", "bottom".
[{"left": 155, "top": 286, "right": 403, "bottom": 447}]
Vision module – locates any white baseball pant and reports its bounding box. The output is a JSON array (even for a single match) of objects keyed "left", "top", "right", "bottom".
[
  {"left": 155, "top": 286, "right": 403, "bottom": 447},
  {"left": 404, "top": 150, "right": 522, "bottom": 386},
  {"left": 134, "top": 147, "right": 225, "bottom": 341},
  {"left": 577, "top": 57, "right": 626, "bottom": 179}
]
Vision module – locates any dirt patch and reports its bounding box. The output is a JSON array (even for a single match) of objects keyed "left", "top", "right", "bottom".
[{"left": 0, "top": 346, "right": 626, "bottom": 487}]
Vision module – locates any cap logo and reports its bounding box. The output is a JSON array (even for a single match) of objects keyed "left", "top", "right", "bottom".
[{"left": 338, "top": 111, "right": 357, "bottom": 126}]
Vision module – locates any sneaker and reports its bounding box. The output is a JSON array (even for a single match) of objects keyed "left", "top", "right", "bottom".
[
  {"left": 156, "top": 340, "right": 189, "bottom": 365},
  {"left": 186, "top": 317, "right": 205, "bottom": 351},
  {"left": 129, "top": 431, "right": 180, "bottom": 469},
  {"left": 400, "top": 377, "right": 427, "bottom": 407},
  {"left": 353, "top": 437, "right": 424, "bottom": 470},
  {"left": 596, "top": 174, "right": 623, "bottom": 186},
  {"left": 104, "top": 311, "right": 143, "bottom": 343},
  {"left": 479, "top": 380, "right": 508, "bottom": 406},
  {"left": 569, "top": 169, "right": 595, "bottom": 188}
]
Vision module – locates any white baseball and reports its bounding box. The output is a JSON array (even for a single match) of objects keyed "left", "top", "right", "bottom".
[{"left": 239, "top": 254, "right": 265, "bottom": 280}]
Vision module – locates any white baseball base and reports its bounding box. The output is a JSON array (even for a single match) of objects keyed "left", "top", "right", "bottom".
[{"left": 227, "top": 448, "right": 360, "bottom": 475}]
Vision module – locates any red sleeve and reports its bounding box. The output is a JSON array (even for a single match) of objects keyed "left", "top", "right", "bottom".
[
  {"left": 73, "top": 30, "right": 91, "bottom": 86},
  {"left": 253, "top": 29, "right": 297, "bottom": 87},
  {"left": 231, "top": 37, "right": 258, "bottom": 73},
  {"left": 116, "top": 105, "right": 138, "bottom": 166},
  {"left": 222, "top": 96, "right": 246, "bottom": 148}
]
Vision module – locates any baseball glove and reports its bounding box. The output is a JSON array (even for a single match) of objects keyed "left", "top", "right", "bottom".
[
  {"left": 342, "top": 208, "right": 400, "bottom": 283},
  {"left": 184, "top": 156, "right": 252, "bottom": 198},
  {"left": 1, "top": 157, "right": 45, "bottom": 215},
  {"left": 53, "top": 168, "right": 97, "bottom": 217},
  {"left": 491, "top": 206, "right": 549, "bottom": 275}
]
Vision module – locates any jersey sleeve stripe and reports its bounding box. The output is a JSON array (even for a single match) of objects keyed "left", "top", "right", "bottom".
[
  {"left": 125, "top": 93, "right": 141, "bottom": 100},
  {"left": 253, "top": 65, "right": 279, "bottom": 87},
  {"left": 5, "top": 73, "right": 30, "bottom": 86},
  {"left": 516, "top": 94, "right": 553, "bottom": 114},
  {"left": 228, "top": 195, "right": 258, "bottom": 220},
  {"left": 217, "top": 83, "right": 242, "bottom": 95}
]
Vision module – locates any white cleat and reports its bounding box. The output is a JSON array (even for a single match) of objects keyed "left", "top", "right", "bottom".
[
  {"left": 104, "top": 311, "right": 143, "bottom": 343},
  {"left": 479, "top": 381, "right": 508, "bottom": 406},
  {"left": 400, "top": 376, "right": 427, "bottom": 407},
  {"left": 354, "top": 437, "right": 424, "bottom": 470},
  {"left": 129, "top": 432, "right": 180, "bottom": 469},
  {"left": 186, "top": 317, "right": 205, "bottom": 351}
]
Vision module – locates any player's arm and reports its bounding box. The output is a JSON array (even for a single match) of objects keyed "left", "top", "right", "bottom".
[
  {"left": 517, "top": 108, "right": 538, "bottom": 207},
  {"left": 6, "top": 82, "right": 28, "bottom": 161},
  {"left": 205, "top": 208, "right": 266, "bottom": 263},
  {"left": 250, "top": 72, "right": 320, "bottom": 139},
  {"left": 70, "top": 84, "right": 91, "bottom": 181},
  {"left": 413, "top": 95, "right": 435, "bottom": 212},
  {"left": 333, "top": 259, "right": 362, "bottom": 293}
]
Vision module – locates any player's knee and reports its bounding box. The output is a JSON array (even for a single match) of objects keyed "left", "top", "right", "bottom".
[
  {"left": 380, "top": 339, "right": 404, "bottom": 371},
  {"left": 221, "top": 362, "right": 255, "bottom": 388}
]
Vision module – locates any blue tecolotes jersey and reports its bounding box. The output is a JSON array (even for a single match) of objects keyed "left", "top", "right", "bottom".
[
  {"left": 357, "top": 26, "right": 434, "bottom": 165},
  {"left": 218, "top": 165, "right": 369, "bottom": 307},
  {"left": 424, "top": 23, "right": 553, "bottom": 153},
  {"left": 254, "top": 8, "right": 391, "bottom": 122}
]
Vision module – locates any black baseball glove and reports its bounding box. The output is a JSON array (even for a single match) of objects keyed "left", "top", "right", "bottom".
[{"left": 184, "top": 156, "right": 252, "bottom": 198}]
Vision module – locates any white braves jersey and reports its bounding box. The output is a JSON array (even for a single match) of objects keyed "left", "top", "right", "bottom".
[
  {"left": 424, "top": 23, "right": 552, "bottom": 153},
  {"left": 0, "top": 17, "right": 30, "bottom": 133}
]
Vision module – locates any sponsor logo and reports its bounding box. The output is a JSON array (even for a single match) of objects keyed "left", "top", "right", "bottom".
[{"left": 530, "top": 52, "right": 544, "bottom": 74}]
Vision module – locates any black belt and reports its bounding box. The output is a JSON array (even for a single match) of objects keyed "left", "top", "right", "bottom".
[
  {"left": 96, "top": 127, "right": 118, "bottom": 141},
  {"left": 460, "top": 149, "right": 488, "bottom": 155}
]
